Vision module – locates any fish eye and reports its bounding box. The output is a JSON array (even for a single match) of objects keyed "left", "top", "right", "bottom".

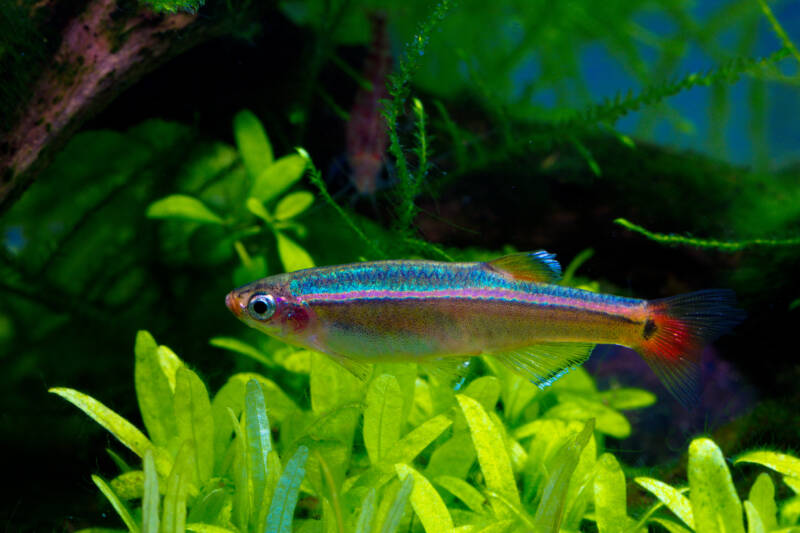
[{"left": 247, "top": 293, "right": 276, "bottom": 320}]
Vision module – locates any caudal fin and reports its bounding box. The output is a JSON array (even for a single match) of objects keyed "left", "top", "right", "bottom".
[{"left": 634, "top": 289, "right": 745, "bottom": 407}]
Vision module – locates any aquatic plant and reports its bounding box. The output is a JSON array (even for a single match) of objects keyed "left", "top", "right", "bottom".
[{"left": 53, "top": 331, "right": 800, "bottom": 532}]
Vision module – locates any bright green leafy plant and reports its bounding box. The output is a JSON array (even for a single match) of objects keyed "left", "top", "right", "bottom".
[
  {"left": 146, "top": 110, "right": 314, "bottom": 285},
  {"left": 52, "top": 329, "right": 800, "bottom": 532}
]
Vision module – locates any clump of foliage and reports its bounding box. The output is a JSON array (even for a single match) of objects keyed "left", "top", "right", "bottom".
[{"left": 54, "top": 331, "right": 800, "bottom": 532}]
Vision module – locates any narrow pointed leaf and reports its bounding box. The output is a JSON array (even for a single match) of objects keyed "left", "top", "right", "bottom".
[
  {"left": 384, "top": 414, "right": 452, "bottom": 466},
  {"left": 134, "top": 330, "right": 179, "bottom": 450},
  {"left": 173, "top": 367, "right": 215, "bottom": 484},
  {"left": 92, "top": 475, "right": 140, "bottom": 533},
  {"left": 635, "top": 477, "right": 694, "bottom": 529},
  {"left": 395, "top": 464, "right": 453, "bottom": 533},
  {"left": 651, "top": 517, "right": 693, "bottom": 533},
  {"left": 688, "top": 438, "right": 745, "bottom": 533},
  {"left": 234, "top": 109, "right": 273, "bottom": 178},
  {"left": 147, "top": 195, "right": 224, "bottom": 224},
  {"left": 265, "top": 445, "right": 310, "bottom": 533},
  {"left": 364, "top": 374, "right": 404, "bottom": 464},
  {"left": 380, "top": 477, "right": 414, "bottom": 533},
  {"left": 186, "top": 525, "right": 238, "bottom": 533},
  {"left": 245, "top": 379, "right": 271, "bottom": 510},
  {"left": 210, "top": 337, "right": 274, "bottom": 367},
  {"left": 162, "top": 444, "right": 192, "bottom": 533},
  {"left": 435, "top": 476, "right": 487, "bottom": 514},
  {"left": 735, "top": 450, "right": 800, "bottom": 478},
  {"left": 744, "top": 500, "right": 765, "bottom": 533},
  {"left": 457, "top": 394, "right": 519, "bottom": 518},
  {"left": 355, "top": 488, "right": 377, "bottom": 533},
  {"left": 142, "top": 449, "right": 159, "bottom": 533}
]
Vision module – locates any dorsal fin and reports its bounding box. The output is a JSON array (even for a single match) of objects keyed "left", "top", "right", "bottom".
[{"left": 487, "top": 251, "right": 562, "bottom": 283}]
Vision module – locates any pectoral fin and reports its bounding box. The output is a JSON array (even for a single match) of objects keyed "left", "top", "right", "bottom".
[
  {"left": 328, "top": 352, "right": 373, "bottom": 381},
  {"left": 489, "top": 342, "right": 595, "bottom": 388}
]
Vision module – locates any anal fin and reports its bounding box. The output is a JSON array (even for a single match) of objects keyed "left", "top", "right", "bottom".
[
  {"left": 488, "top": 342, "right": 595, "bottom": 389},
  {"left": 421, "top": 356, "right": 473, "bottom": 386}
]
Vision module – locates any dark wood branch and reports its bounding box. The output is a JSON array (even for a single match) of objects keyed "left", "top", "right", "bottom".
[{"left": 0, "top": 0, "right": 248, "bottom": 214}]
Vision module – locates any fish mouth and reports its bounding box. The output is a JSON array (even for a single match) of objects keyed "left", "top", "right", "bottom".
[{"left": 225, "top": 292, "right": 244, "bottom": 317}]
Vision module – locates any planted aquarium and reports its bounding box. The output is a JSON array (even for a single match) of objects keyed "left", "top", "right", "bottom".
[{"left": 2, "top": 0, "right": 800, "bottom": 531}]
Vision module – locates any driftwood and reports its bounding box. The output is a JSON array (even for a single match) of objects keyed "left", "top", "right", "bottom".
[{"left": 0, "top": 0, "right": 252, "bottom": 214}]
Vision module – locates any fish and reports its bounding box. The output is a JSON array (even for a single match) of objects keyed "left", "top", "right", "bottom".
[
  {"left": 345, "top": 11, "right": 392, "bottom": 196},
  {"left": 225, "top": 251, "right": 745, "bottom": 405}
]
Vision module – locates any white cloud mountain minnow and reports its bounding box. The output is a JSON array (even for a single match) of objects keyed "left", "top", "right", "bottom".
[{"left": 225, "top": 251, "right": 745, "bottom": 405}]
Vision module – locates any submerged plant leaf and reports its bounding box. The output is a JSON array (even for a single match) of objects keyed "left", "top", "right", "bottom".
[
  {"left": 594, "top": 453, "right": 633, "bottom": 533},
  {"left": 379, "top": 477, "right": 414, "bottom": 533},
  {"left": 209, "top": 337, "right": 274, "bottom": 367},
  {"left": 173, "top": 366, "right": 214, "bottom": 485},
  {"left": 251, "top": 154, "right": 308, "bottom": 203},
  {"left": 162, "top": 444, "right": 193, "bottom": 533},
  {"left": 142, "top": 449, "right": 160, "bottom": 533},
  {"left": 635, "top": 477, "right": 694, "bottom": 529},
  {"left": 147, "top": 195, "right": 224, "bottom": 224},
  {"left": 688, "top": 437, "right": 745, "bottom": 533},
  {"left": 265, "top": 445, "right": 310, "bottom": 533},
  {"left": 456, "top": 394, "right": 520, "bottom": 518},
  {"left": 276, "top": 230, "right": 314, "bottom": 272},
  {"left": 92, "top": 475, "right": 140, "bottom": 533},
  {"left": 735, "top": 450, "right": 800, "bottom": 479},
  {"left": 364, "top": 374, "right": 404, "bottom": 465},
  {"left": 355, "top": 487, "right": 377, "bottom": 533},
  {"left": 245, "top": 379, "right": 271, "bottom": 515},
  {"left": 135, "top": 330, "right": 180, "bottom": 451},
  {"left": 275, "top": 191, "right": 314, "bottom": 220},
  {"left": 435, "top": 476, "right": 487, "bottom": 514},
  {"left": 234, "top": 110, "right": 274, "bottom": 179},
  {"left": 395, "top": 464, "right": 454, "bottom": 533},
  {"left": 747, "top": 473, "right": 778, "bottom": 531}
]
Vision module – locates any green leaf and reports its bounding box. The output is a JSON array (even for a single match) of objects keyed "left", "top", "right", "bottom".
[
  {"left": 456, "top": 394, "right": 519, "bottom": 518},
  {"left": 635, "top": 477, "right": 694, "bottom": 529},
  {"left": 147, "top": 195, "right": 224, "bottom": 224},
  {"left": 187, "top": 488, "right": 229, "bottom": 525},
  {"left": 380, "top": 477, "right": 414, "bottom": 533},
  {"left": 142, "top": 449, "right": 160, "bottom": 533},
  {"left": 364, "top": 374, "right": 404, "bottom": 465},
  {"left": 50, "top": 387, "right": 172, "bottom": 477},
  {"left": 92, "top": 475, "right": 140, "bottom": 533},
  {"left": 462, "top": 376, "right": 500, "bottom": 413},
  {"left": 533, "top": 419, "right": 594, "bottom": 532},
  {"left": 227, "top": 409, "right": 249, "bottom": 531},
  {"left": 251, "top": 154, "right": 308, "bottom": 203},
  {"left": 173, "top": 367, "right": 214, "bottom": 485},
  {"left": 596, "top": 388, "right": 656, "bottom": 410},
  {"left": 651, "top": 517, "right": 693, "bottom": 533},
  {"left": 544, "top": 398, "right": 631, "bottom": 438},
  {"left": 395, "top": 464, "right": 454, "bottom": 533},
  {"left": 744, "top": 500, "right": 765, "bottom": 533},
  {"left": 233, "top": 109, "right": 273, "bottom": 179},
  {"left": 162, "top": 444, "right": 193, "bottom": 533},
  {"left": 355, "top": 488, "right": 377, "bottom": 533},
  {"left": 186, "top": 525, "right": 238, "bottom": 533},
  {"left": 735, "top": 450, "right": 800, "bottom": 479},
  {"left": 688, "top": 437, "right": 745, "bottom": 533},
  {"left": 111, "top": 471, "right": 144, "bottom": 500},
  {"left": 435, "top": 476, "right": 487, "bottom": 514},
  {"left": 209, "top": 337, "right": 274, "bottom": 367},
  {"left": 276, "top": 230, "right": 314, "bottom": 272},
  {"left": 275, "top": 191, "right": 314, "bottom": 220},
  {"left": 134, "top": 330, "right": 179, "bottom": 451},
  {"left": 246, "top": 197, "right": 273, "bottom": 223},
  {"left": 265, "top": 445, "right": 310, "bottom": 533},
  {"left": 594, "top": 453, "right": 629, "bottom": 533},
  {"left": 747, "top": 473, "right": 778, "bottom": 531},
  {"left": 245, "top": 379, "right": 271, "bottom": 512}
]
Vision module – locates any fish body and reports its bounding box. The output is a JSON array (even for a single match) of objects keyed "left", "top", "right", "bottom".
[
  {"left": 346, "top": 12, "right": 392, "bottom": 195},
  {"left": 226, "top": 251, "right": 744, "bottom": 404}
]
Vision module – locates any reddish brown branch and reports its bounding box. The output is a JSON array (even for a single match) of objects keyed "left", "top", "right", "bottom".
[{"left": 0, "top": 0, "right": 241, "bottom": 214}]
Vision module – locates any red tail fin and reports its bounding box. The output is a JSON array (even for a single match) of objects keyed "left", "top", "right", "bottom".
[{"left": 635, "top": 289, "right": 745, "bottom": 407}]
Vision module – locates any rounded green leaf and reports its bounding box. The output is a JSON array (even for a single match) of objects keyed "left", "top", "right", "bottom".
[
  {"left": 276, "top": 231, "right": 314, "bottom": 272},
  {"left": 250, "top": 154, "right": 308, "bottom": 203},
  {"left": 396, "top": 464, "right": 454, "bottom": 533},
  {"left": 597, "top": 388, "right": 656, "bottom": 410},
  {"left": 233, "top": 110, "right": 273, "bottom": 178},
  {"left": 594, "top": 454, "right": 628, "bottom": 533},
  {"left": 274, "top": 191, "right": 314, "bottom": 220},
  {"left": 688, "top": 438, "right": 745, "bottom": 533},
  {"left": 146, "top": 195, "right": 224, "bottom": 224}
]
